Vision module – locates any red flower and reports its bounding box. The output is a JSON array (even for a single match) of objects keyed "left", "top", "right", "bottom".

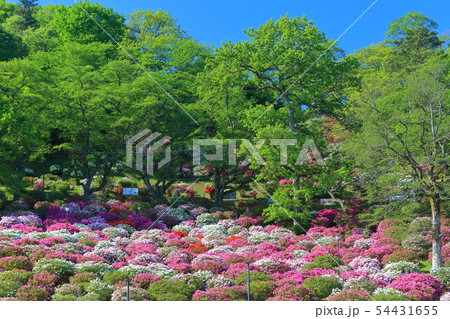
[
  {"left": 225, "top": 236, "right": 242, "bottom": 244},
  {"left": 172, "top": 230, "right": 188, "bottom": 237},
  {"left": 108, "top": 219, "right": 136, "bottom": 228},
  {"left": 188, "top": 242, "right": 207, "bottom": 254}
]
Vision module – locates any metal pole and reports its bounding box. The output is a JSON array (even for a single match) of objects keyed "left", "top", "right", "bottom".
[
  {"left": 126, "top": 278, "right": 130, "bottom": 301},
  {"left": 246, "top": 262, "right": 251, "bottom": 301}
]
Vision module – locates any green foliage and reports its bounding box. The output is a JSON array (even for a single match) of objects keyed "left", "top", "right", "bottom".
[
  {"left": 155, "top": 293, "right": 189, "bottom": 301},
  {"left": 0, "top": 280, "right": 22, "bottom": 297},
  {"left": 430, "top": 267, "right": 450, "bottom": 288},
  {"left": 46, "top": 191, "right": 65, "bottom": 202},
  {"left": 0, "top": 256, "right": 32, "bottom": 271},
  {"left": 196, "top": 213, "right": 218, "bottom": 227},
  {"left": 302, "top": 255, "right": 343, "bottom": 270},
  {"left": 303, "top": 276, "right": 343, "bottom": 299},
  {"left": 45, "top": 2, "right": 125, "bottom": 44},
  {"left": 32, "top": 258, "right": 75, "bottom": 278},
  {"left": 246, "top": 280, "right": 276, "bottom": 301},
  {"left": 0, "top": 25, "right": 22, "bottom": 61},
  {"left": 371, "top": 294, "right": 409, "bottom": 301},
  {"left": 234, "top": 271, "right": 274, "bottom": 285},
  {"left": 84, "top": 279, "right": 114, "bottom": 301},
  {"left": 148, "top": 278, "right": 196, "bottom": 301},
  {"left": 0, "top": 270, "right": 33, "bottom": 284},
  {"left": 74, "top": 261, "right": 114, "bottom": 278}
]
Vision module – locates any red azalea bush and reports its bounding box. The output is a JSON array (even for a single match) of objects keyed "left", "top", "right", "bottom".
[
  {"left": 187, "top": 242, "right": 207, "bottom": 254},
  {"left": 172, "top": 230, "right": 188, "bottom": 237}
]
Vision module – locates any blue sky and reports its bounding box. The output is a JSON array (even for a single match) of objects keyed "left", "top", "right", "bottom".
[{"left": 7, "top": 0, "right": 450, "bottom": 53}]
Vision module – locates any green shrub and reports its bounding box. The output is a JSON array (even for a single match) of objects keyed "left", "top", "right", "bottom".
[
  {"left": 32, "top": 258, "right": 75, "bottom": 281},
  {"left": 26, "top": 190, "right": 47, "bottom": 203},
  {"left": 46, "top": 191, "right": 65, "bottom": 202},
  {"left": 69, "top": 273, "right": 98, "bottom": 286},
  {"left": 328, "top": 290, "right": 370, "bottom": 301},
  {"left": 0, "top": 270, "right": 33, "bottom": 285},
  {"left": 74, "top": 261, "right": 114, "bottom": 278},
  {"left": 52, "top": 295, "right": 78, "bottom": 301},
  {"left": 0, "top": 256, "right": 33, "bottom": 271},
  {"left": 130, "top": 201, "right": 153, "bottom": 212},
  {"left": 84, "top": 279, "right": 114, "bottom": 301},
  {"left": 430, "top": 267, "right": 450, "bottom": 288},
  {"left": 303, "top": 276, "right": 343, "bottom": 299},
  {"left": 149, "top": 279, "right": 196, "bottom": 301},
  {"left": 111, "top": 287, "right": 152, "bottom": 301},
  {"left": 371, "top": 294, "right": 409, "bottom": 301},
  {"left": 79, "top": 292, "right": 102, "bottom": 301},
  {"left": 33, "top": 201, "right": 51, "bottom": 219},
  {"left": 196, "top": 213, "right": 219, "bottom": 227},
  {"left": 103, "top": 266, "right": 151, "bottom": 285},
  {"left": 17, "top": 285, "right": 49, "bottom": 301},
  {"left": 157, "top": 293, "right": 189, "bottom": 301},
  {"left": 0, "top": 280, "right": 22, "bottom": 298},
  {"left": 302, "top": 255, "right": 343, "bottom": 270},
  {"left": 383, "top": 250, "right": 421, "bottom": 264},
  {"left": 52, "top": 283, "right": 83, "bottom": 299},
  {"left": 234, "top": 272, "right": 274, "bottom": 285},
  {"left": 247, "top": 281, "right": 276, "bottom": 301}
]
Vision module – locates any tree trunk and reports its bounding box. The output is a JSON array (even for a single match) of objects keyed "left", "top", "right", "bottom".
[
  {"left": 293, "top": 174, "right": 300, "bottom": 214},
  {"left": 83, "top": 177, "right": 93, "bottom": 201},
  {"left": 430, "top": 195, "right": 442, "bottom": 269},
  {"left": 288, "top": 107, "right": 296, "bottom": 132}
]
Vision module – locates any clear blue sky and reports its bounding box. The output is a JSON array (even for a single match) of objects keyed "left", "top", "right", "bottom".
[{"left": 8, "top": 0, "right": 450, "bottom": 53}]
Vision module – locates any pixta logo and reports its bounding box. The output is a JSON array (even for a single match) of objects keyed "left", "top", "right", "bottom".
[{"left": 126, "top": 129, "right": 172, "bottom": 175}]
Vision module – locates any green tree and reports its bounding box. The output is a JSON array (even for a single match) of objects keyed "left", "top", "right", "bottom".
[
  {"left": 46, "top": 43, "right": 141, "bottom": 199},
  {"left": 345, "top": 50, "right": 449, "bottom": 269},
  {"left": 386, "top": 12, "right": 444, "bottom": 65},
  {"left": 0, "top": 58, "right": 51, "bottom": 196},
  {"left": 45, "top": 1, "right": 125, "bottom": 44},
  {"left": 0, "top": 24, "right": 22, "bottom": 60}
]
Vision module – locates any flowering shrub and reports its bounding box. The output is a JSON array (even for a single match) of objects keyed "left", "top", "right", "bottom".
[
  {"left": 372, "top": 287, "right": 408, "bottom": 301},
  {"left": 193, "top": 286, "right": 247, "bottom": 301},
  {"left": 388, "top": 273, "right": 442, "bottom": 301},
  {"left": 430, "top": 267, "right": 450, "bottom": 288},
  {"left": 269, "top": 284, "right": 317, "bottom": 301},
  {"left": 383, "top": 261, "right": 421, "bottom": 277},
  {"left": 187, "top": 242, "right": 207, "bottom": 254},
  {"left": 343, "top": 276, "right": 377, "bottom": 293},
  {"left": 328, "top": 290, "right": 370, "bottom": 301},
  {"left": 17, "top": 285, "right": 50, "bottom": 301},
  {"left": 0, "top": 256, "right": 33, "bottom": 271},
  {"left": 149, "top": 278, "right": 196, "bottom": 301},
  {"left": 33, "top": 258, "right": 75, "bottom": 279},
  {"left": 111, "top": 286, "right": 152, "bottom": 301},
  {"left": 303, "top": 276, "right": 342, "bottom": 299},
  {"left": 75, "top": 261, "right": 114, "bottom": 277},
  {"left": 131, "top": 273, "right": 161, "bottom": 289},
  {"left": 196, "top": 214, "right": 219, "bottom": 227}
]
